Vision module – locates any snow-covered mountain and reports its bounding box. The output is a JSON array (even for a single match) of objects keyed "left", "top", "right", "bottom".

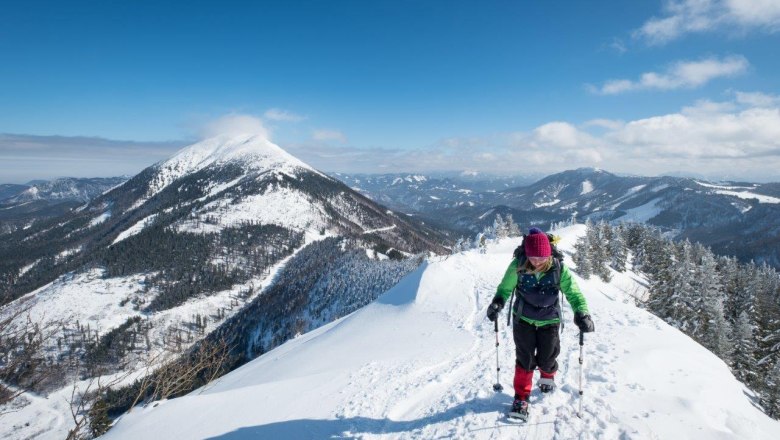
[
  {"left": 0, "top": 135, "right": 448, "bottom": 439},
  {"left": 86, "top": 225, "right": 780, "bottom": 440},
  {"left": 347, "top": 168, "right": 780, "bottom": 267},
  {"left": 4, "top": 177, "right": 129, "bottom": 204},
  {"left": 0, "top": 177, "right": 127, "bottom": 235},
  {"left": 0, "top": 183, "right": 29, "bottom": 201},
  {"left": 332, "top": 172, "right": 539, "bottom": 215}
]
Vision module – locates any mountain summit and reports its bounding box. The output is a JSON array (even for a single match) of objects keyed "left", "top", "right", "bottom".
[{"left": 144, "top": 134, "right": 316, "bottom": 200}]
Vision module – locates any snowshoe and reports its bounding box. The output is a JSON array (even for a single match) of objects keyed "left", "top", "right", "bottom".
[
  {"left": 507, "top": 398, "right": 529, "bottom": 421},
  {"left": 538, "top": 377, "right": 556, "bottom": 393}
]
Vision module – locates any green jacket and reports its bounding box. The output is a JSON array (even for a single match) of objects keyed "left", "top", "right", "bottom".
[{"left": 494, "top": 259, "right": 589, "bottom": 327}]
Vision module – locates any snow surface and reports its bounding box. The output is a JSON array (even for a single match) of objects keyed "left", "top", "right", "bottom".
[
  {"left": 112, "top": 213, "right": 159, "bottom": 244},
  {"left": 55, "top": 246, "right": 81, "bottom": 263},
  {"left": 18, "top": 260, "right": 40, "bottom": 277},
  {"left": 140, "top": 134, "right": 319, "bottom": 204},
  {"left": 363, "top": 225, "right": 397, "bottom": 235},
  {"left": 101, "top": 225, "right": 780, "bottom": 440},
  {"left": 174, "top": 187, "right": 325, "bottom": 234},
  {"left": 714, "top": 190, "right": 780, "bottom": 204},
  {"left": 580, "top": 180, "right": 594, "bottom": 195},
  {"left": 534, "top": 199, "right": 561, "bottom": 208},
  {"left": 614, "top": 198, "right": 663, "bottom": 223},
  {"left": 88, "top": 211, "right": 111, "bottom": 227},
  {"left": 694, "top": 180, "right": 780, "bottom": 203},
  {"left": 0, "top": 236, "right": 326, "bottom": 440},
  {"left": 478, "top": 209, "right": 495, "bottom": 220}
]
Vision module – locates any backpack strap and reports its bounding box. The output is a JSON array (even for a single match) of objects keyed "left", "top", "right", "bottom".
[
  {"left": 552, "top": 258, "right": 564, "bottom": 331},
  {"left": 506, "top": 287, "right": 516, "bottom": 327},
  {"left": 551, "top": 258, "right": 562, "bottom": 289}
]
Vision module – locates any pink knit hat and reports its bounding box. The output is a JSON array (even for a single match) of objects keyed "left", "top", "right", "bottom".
[{"left": 524, "top": 229, "right": 552, "bottom": 258}]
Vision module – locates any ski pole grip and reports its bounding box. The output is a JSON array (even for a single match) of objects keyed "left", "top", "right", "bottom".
[
  {"left": 579, "top": 331, "right": 584, "bottom": 346},
  {"left": 494, "top": 319, "right": 499, "bottom": 333}
]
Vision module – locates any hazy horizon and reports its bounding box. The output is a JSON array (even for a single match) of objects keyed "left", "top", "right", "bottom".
[{"left": 2, "top": 1, "right": 779, "bottom": 184}]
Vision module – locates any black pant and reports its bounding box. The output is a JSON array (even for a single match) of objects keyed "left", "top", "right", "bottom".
[{"left": 513, "top": 319, "right": 560, "bottom": 373}]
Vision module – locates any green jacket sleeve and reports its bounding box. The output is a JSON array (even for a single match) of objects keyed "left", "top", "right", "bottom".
[
  {"left": 560, "top": 264, "right": 589, "bottom": 314},
  {"left": 494, "top": 259, "right": 519, "bottom": 303}
]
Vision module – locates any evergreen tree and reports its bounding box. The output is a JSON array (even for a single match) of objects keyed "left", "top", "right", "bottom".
[
  {"left": 505, "top": 214, "right": 521, "bottom": 237},
  {"left": 493, "top": 214, "right": 509, "bottom": 239},
  {"left": 593, "top": 221, "right": 612, "bottom": 282},
  {"left": 765, "top": 360, "right": 780, "bottom": 418},
  {"left": 646, "top": 241, "right": 679, "bottom": 323},
  {"left": 696, "top": 250, "right": 732, "bottom": 360},
  {"left": 732, "top": 310, "right": 757, "bottom": 383},
  {"left": 609, "top": 223, "right": 628, "bottom": 272},
  {"left": 572, "top": 230, "right": 592, "bottom": 279}
]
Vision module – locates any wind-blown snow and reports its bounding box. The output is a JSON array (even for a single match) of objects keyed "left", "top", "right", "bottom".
[{"left": 102, "top": 225, "right": 780, "bottom": 440}]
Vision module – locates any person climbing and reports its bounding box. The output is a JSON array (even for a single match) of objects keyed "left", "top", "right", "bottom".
[{"left": 486, "top": 227, "right": 595, "bottom": 421}]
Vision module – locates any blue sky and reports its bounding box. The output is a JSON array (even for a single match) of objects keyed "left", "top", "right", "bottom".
[{"left": 1, "top": 0, "right": 779, "bottom": 182}]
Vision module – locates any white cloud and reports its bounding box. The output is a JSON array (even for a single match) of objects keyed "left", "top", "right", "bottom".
[
  {"left": 584, "top": 119, "right": 626, "bottom": 130},
  {"left": 263, "top": 108, "right": 306, "bottom": 122},
  {"left": 312, "top": 129, "right": 347, "bottom": 143},
  {"left": 636, "top": 0, "right": 780, "bottom": 44},
  {"left": 287, "top": 94, "right": 780, "bottom": 182},
  {"left": 593, "top": 56, "right": 749, "bottom": 94},
  {"left": 201, "top": 113, "right": 270, "bottom": 139},
  {"left": 606, "top": 102, "right": 780, "bottom": 161},
  {"left": 733, "top": 90, "right": 780, "bottom": 107},
  {"left": 608, "top": 37, "right": 628, "bottom": 54},
  {"left": 0, "top": 134, "right": 186, "bottom": 183}
]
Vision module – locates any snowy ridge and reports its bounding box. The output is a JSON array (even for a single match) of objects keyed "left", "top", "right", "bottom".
[
  {"left": 694, "top": 181, "right": 780, "bottom": 203},
  {"left": 102, "top": 225, "right": 780, "bottom": 440}
]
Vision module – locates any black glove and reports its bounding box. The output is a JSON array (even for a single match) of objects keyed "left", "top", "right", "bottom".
[
  {"left": 486, "top": 297, "right": 505, "bottom": 322},
  {"left": 574, "top": 311, "right": 595, "bottom": 333}
]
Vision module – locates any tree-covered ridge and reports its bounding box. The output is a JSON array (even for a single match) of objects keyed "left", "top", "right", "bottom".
[
  {"left": 99, "top": 222, "right": 303, "bottom": 312},
  {"left": 575, "top": 221, "right": 780, "bottom": 418},
  {"left": 208, "top": 237, "right": 423, "bottom": 363},
  {"left": 0, "top": 164, "right": 447, "bottom": 308}
]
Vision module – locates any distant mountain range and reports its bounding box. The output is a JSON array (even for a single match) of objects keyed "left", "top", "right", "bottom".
[
  {"left": 0, "top": 177, "right": 128, "bottom": 234},
  {"left": 336, "top": 168, "right": 780, "bottom": 267}
]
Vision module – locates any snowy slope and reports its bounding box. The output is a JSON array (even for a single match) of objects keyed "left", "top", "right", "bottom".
[
  {"left": 142, "top": 133, "right": 319, "bottom": 203},
  {"left": 101, "top": 225, "right": 780, "bottom": 440}
]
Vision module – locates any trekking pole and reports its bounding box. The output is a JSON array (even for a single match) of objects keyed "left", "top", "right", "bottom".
[
  {"left": 577, "top": 331, "right": 584, "bottom": 418},
  {"left": 493, "top": 319, "right": 504, "bottom": 392}
]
